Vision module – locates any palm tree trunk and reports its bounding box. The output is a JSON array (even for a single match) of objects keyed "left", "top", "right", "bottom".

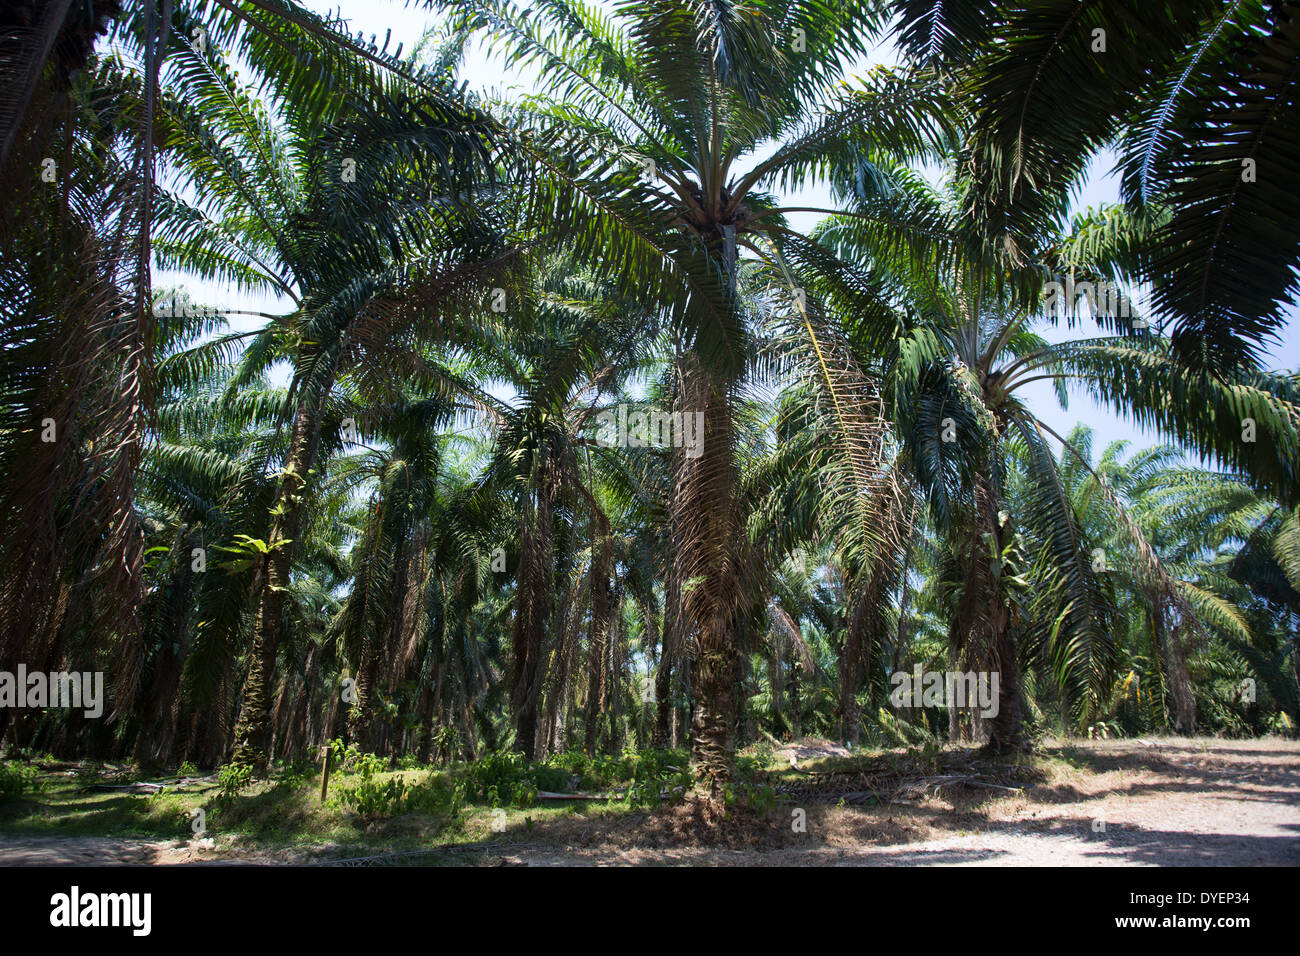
[
  {"left": 609, "top": 595, "right": 625, "bottom": 751},
  {"left": 674, "top": 361, "right": 742, "bottom": 803},
  {"left": 985, "top": 604, "right": 1023, "bottom": 750},
  {"left": 789, "top": 644, "right": 802, "bottom": 739},
  {"left": 653, "top": 562, "right": 683, "bottom": 747},
  {"left": 840, "top": 597, "right": 866, "bottom": 747},
  {"left": 653, "top": 653, "right": 674, "bottom": 747},
  {"left": 690, "top": 611, "right": 738, "bottom": 796},
  {"left": 231, "top": 395, "right": 324, "bottom": 769},
  {"left": 1164, "top": 621, "right": 1197, "bottom": 734},
  {"left": 584, "top": 516, "right": 612, "bottom": 753},
  {"left": 1291, "top": 618, "right": 1299, "bottom": 726},
  {"left": 511, "top": 476, "right": 554, "bottom": 760},
  {"left": 975, "top": 473, "right": 1026, "bottom": 753}
]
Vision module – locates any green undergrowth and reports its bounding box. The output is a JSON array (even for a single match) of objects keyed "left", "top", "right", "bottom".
[
  {"left": 0, "top": 745, "right": 703, "bottom": 855},
  {"left": 0, "top": 741, "right": 1055, "bottom": 855}
]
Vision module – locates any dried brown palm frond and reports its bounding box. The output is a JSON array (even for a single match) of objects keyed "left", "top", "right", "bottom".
[
  {"left": 840, "top": 476, "right": 914, "bottom": 744},
  {"left": 0, "top": 67, "right": 156, "bottom": 721}
]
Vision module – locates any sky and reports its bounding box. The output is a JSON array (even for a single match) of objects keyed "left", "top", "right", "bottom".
[{"left": 165, "top": 0, "right": 1298, "bottom": 466}]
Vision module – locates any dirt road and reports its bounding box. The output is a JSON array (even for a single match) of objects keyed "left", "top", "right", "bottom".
[{"left": 496, "top": 738, "right": 1300, "bottom": 866}]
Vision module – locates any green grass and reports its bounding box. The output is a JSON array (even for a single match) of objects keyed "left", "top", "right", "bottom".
[
  {"left": 0, "top": 772, "right": 204, "bottom": 839},
  {"left": 0, "top": 753, "right": 677, "bottom": 860},
  {"left": 1, "top": 742, "right": 1048, "bottom": 858}
]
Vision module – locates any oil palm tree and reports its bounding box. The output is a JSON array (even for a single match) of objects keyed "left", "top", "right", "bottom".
[
  {"left": 0, "top": 1, "right": 481, "bottom": 687},
  {"left": 0, "top": 50, "right": 158, "bottom": 727},
  {"left": 453, "top": 0, "right": 955, "bottom": 800},
  {"left": 892, "top": 0, "right": 1300, "bottom": 371},
  {"left": 466, "top": 259, "right": 659, "bottom": 758},
  {"left": 818, "top": 166, "right": 1300, "bottom": 750},
  {"left": 1043, "top": 428, "right": 1298, "bottom": 732},
  {"left": 152, "top": 27, "right": 508, "bottom": 766}
]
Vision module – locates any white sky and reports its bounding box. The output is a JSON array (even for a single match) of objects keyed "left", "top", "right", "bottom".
[{"left": 165, "top": 0, "right": 1298, "bottom": 468}]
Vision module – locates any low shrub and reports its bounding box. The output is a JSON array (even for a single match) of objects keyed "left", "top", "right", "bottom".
[
  {"left": 0, "top": 761, "right": 39, "bottom": 803},
  {"left": 335, "top": 759, "right": 461, "bottom": 820},
  {"left": 217, "top": 763, "right": 253, "bottom": 799}
]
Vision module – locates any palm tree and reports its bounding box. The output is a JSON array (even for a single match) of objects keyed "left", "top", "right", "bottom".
[
  {"left": 0, "top": 48, "right": 160, "bottom": 739},
  {"left": 453, "top": 0, "right": 955, "bottom": 801},
  {"left": 817, "top": 166, "right": 1300, "bottom": 750},
  {"left": 892, "top": 0, "right": 1300, "bottom": 371},
  {"left": 1041, "top": 428, "right": 1299, "bottom": 733},
  {"left": 133, "top": 339, "right": 293, "bottom": 766},
  {"left": 152, "top": 28, "right": 507, "bottom": 766},
  {"left": 0, "top": 2, "right": 482, "bottom": 684},
  {"left": 1227, "top": 503, "right": 1300, "bottom": 727},
  {"left": 330, "top": 390, "right": 466, "bottom": 755},
  {"left": 465, "top": 259, "right": 658, "bottom": 758},
  {"left": 1, "top": 0, "right": 469, "bottom": 181}
]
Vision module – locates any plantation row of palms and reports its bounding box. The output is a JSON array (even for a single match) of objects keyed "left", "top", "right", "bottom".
[{"left": 1, "top": 1, "right": 1298, "bottom": 809}]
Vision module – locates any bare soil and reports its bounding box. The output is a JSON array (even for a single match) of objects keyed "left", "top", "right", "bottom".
[{"left": 1, "top": 737, "right": 1296, "bottom": 866}]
